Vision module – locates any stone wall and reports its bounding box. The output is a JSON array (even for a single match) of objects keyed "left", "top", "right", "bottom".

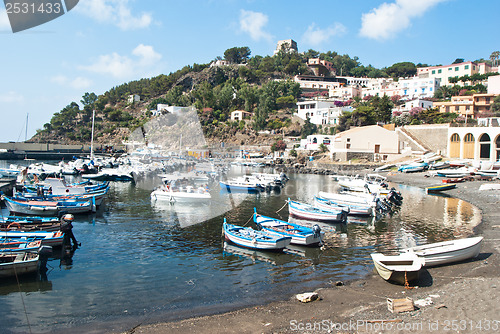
[{"left": 403, "top": 124, "right": 449, "bottom": 155}]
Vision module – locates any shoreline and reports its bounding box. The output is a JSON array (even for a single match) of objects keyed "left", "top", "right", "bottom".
[{"left": 123, "top": 171, "right": 500, "bottom": 334}]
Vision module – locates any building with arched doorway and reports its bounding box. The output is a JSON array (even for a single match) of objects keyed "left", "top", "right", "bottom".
[{"left": 448, "top": 124, "right": 500, "bottom": 162}]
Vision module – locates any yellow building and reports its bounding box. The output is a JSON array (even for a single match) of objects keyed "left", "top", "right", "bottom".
[{"left": 434, "top": 93, "right": 498, "bottom": 118}]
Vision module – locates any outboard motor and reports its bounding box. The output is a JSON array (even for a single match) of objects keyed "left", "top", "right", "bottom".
[
  {"left": 312, "top": 224, "right": 322, "bottom": 238},
  {"left": 387, "top": 190, "right": 403, "bottom": 206}
]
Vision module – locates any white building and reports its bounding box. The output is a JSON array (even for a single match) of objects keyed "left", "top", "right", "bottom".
[
  {"left": 417, "top": 61, "right": 494, "bottom": 87},
  {"left": 399, "top": 77, "right": 440, "bottom": 99},
  {"left": 157, "top": 104, "right": 185, "bottom": 114},
  {"left": 299, "top": 134, "right": 333, "bottom": 151},
  {"left": 393, "top": 99, "right": 434, "bottom": 113},
  {"left": 128, "top": 94, "right": 140, "bottom": 104},
  {"left": 296, "top": 100, "right": 349, "bottom": 126},
  {"left": 488, "top": 75, "right": 500, "bottom": 94}
]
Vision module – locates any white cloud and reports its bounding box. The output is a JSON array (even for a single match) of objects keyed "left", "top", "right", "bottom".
[
  {"left": 76, "top": 0, "right": 153, "bottom": 30},
  {"left": 302, "top": 23, "right": 347, "bottom": 46},
  {"left": 79, "top": 44, "right": 163, "bottom": 79},
  {"left": 51, "top": 75, "right": 93, "bottom": 90},
  {"left": 0, "top": 91, "right": 24, "bottom": 103},
  {"left": 0, "top": 9, "right": 11, "bottom": 30},
  {"left": 239, "top": 10, "right": 272, "bottom": 42},
  {"left": 360, "top": 0, "right": 447, "bottom": 40}
]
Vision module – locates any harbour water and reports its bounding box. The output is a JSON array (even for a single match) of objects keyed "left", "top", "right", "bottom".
[{"left": 0, "top": 163, "right": 481, "bottom": 333}]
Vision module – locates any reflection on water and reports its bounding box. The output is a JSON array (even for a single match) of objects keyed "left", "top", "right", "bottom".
[{"left": 0, "top": 167, "right": 481, "bottom": 333}]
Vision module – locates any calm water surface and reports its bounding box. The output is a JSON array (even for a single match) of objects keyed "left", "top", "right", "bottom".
[{"left": 0, "top": 163, "right": 481, "bottom": 333}]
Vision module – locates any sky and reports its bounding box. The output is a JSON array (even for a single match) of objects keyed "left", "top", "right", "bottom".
[{"left": 0, "top": 0, "right": 498, "bottom": 143}]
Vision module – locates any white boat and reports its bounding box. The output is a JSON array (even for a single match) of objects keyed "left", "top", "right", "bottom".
[
  {"left": 429, "top": 167, "right": 474, "bottom": 178},
  {"left": 288, "top": 199, "right": 347, "bottom": 222},
  {"left": 151, "top": 184, "right": 211, "bottom": 203},
  {"left": 338, "top": 174, "right": 387, "bottom": 194},
  {"left": 400, "top": 236, "right": 483, "bottom": 267},
  {"left": 318, "top": 190, "right": 378, "bottom": 208},
  {"left": 0, "top": 252, "right": 39, "bottom": 278},
  {"left": 370, "top": 252, "right": 424, "bottom": 285},
  {"left": 313, "top": 196, "right": 372, "bottom": 216}
]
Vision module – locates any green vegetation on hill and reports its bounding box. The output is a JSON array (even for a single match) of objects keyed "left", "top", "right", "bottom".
[{"left": 32, "top": 48, "right": 500, "bottom": 145}]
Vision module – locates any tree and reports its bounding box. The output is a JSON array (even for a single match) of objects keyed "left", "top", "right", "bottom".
[
  {"left": 491, "top": 95, "right": 500, "bottom": 115},
  {"left": 301, "top": 116, "right": 317, "bottom": 138},
  {"left": 223, "top": 47, "right": 251, "bottom": 64},
  {"left": 375, "top": 95, "right": 393, "bottom": 123},
  {"left": 490, "top": 51, "right": 500, "bottom": 67},
  {"left": 385, "top": 62, "right": 417, "bottom": 78},
  {"left": 81, "top": 92, "right": 98, "bottom": 112},
  {"left": 452, "top": 58, "right": 465, "bottom": 64},
  {"left": 271, "top": 140, "right": 286, "bottom": 152}
]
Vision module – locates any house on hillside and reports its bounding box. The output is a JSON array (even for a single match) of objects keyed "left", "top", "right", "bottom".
[
  {"left": 230, "top": 110, "right": 252, "bottom": 121},
  {"left": 393, "top": 99, "right": 433, "bottom": 113},
  {"left": 296, "top": 100, "right": 351, "bottom": 126},
  {"left": 128, "top": 94, "right": 140, "bottom": 104}
]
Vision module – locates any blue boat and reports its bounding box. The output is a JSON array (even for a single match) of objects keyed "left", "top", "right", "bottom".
[
  {"left": 220, "top": 178, "right": 264, "bottom": 193},
  {"left": 397, "top": 162, "right": 428, "bottom": 173},
  {"left": 222, "top": 220, "right": 291, "bottom": 251},
  {"left": 253, "top": 209, "right": 324, "bottom": 246}
]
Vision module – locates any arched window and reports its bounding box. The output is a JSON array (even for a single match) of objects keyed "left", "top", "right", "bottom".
[
  {"left": 464, "top": 133, "right": 474, "bottom": 142},
  {"left": 450, "top": 133, "right": 460, "bottom": 142},
  {"left": 449, "top": 133, "right": 460, "bottom": 158},
  {"left": 479, "top": 134, "right": 491, "bottom": 159}
]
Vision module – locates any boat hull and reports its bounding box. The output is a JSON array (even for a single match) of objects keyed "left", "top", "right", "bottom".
[
  {"left": 371, "top": 253, "right": 423, "bottom": 285},
  {"left": 402, "top": 237, "right": 483, "bottom": 267},
  {"left": 223, "top": 223, "right": 291, "bottom": 250},
  {"left": 0, "top": 253, "right": 39, "bottom": 278}
]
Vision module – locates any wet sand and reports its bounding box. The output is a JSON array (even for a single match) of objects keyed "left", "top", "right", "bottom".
[{"left": 125, "top": 172, "right": 500, "bottom": 334}]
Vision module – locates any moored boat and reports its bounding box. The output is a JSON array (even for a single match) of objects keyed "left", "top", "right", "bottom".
[
  {"left": 0, "top": 252, "right": 40, "bottom": 278},
  {"left": 222, "top": 220, "right": 291, "bottom": 251},
  {"left": 253, "top": 210, "right": 324, "bottom": 246},
  {"left": 2, "top": 196, "right": 95, "bottom": 216},
  {"left": 370, "top": 252, "right": 424, "bottom": 285},
  {"left": 288, "top": 199, "right": 347, "bottom": 222},
  {"left": 426, "top": 183, "right": 457, "bottom": 193},
  {"left": 400, "top": 236, "right": 483, "bottom": 267},
  {"left": 313, "top": 196, "right": 372, "bottom": 216},
  {"left": 0, "top": 230, "right": 64, "bottom": 247}
]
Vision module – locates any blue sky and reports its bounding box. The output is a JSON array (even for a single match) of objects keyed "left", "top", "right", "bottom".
[{"left": 0, "top": 0, "right": 498, "bottom": 142}]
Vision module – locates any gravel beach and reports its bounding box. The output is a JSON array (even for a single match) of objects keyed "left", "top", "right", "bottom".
[{"left": 125, "top": 172, "right": 500, "bottom": 334}]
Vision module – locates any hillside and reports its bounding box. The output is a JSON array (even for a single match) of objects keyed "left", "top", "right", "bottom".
[{"left": 30, "top": 47, "right": 495, "bottom": 149}]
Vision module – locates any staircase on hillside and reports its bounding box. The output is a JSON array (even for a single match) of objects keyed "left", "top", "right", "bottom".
[{"left": 397, "top": 127, "right": 431, "bottom": 153}]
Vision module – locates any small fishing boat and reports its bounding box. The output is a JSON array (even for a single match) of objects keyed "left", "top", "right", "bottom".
[
  {"left": 370, "top": 252, "right": 424, "bottom": 285},
  {"left": 151, "top": 184, "right": 211, "bottom": 203},
  {"left": 313, "top": 196, "right": 372, "bottom": 216},
  {"left": 400, "top": 236, "right": 483, "bottom": 267},
  {"left": 2, "top": 196, "right": 95, "bottom": 216},
  {"left": 253, "top": 210, "right": 324, "bottom": 246},
  {"left": 0, "top": 230, "right": 64, "bottom": 247},
  {"left": 397, "top": 162, "right": 428, "bottom": 173},
  {"left": 318, "top": 191, "right": 378, "bottom": 208},
  {"left": 0, "top": 216, "right": 61, "bottom": 232},
  {"left": 0, "top": 240, "right": 42, "bottom": 253},
  {"left": 426, "top": 183, "right": 457, "bottom": 193},
  {"left": 220, "top": 178, "right": 264, "bottom": 193},
  {"left": 288, "top": 199, "right": 347, "bottom": 222},
  {"left": 0, "top": 252, "right": 40, "bottom": 278},
  {"left": 222, "top": 220, "right": 291, "bottom": 251}
]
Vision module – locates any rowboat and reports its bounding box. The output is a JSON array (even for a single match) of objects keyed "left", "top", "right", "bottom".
[
  {"left": 222, "top": 221, "right": 291, "bottom": 251},
  {"left": 220, "top": 178, "right": 264, "bottom": 193},
  {"left": 314, "top": 196, "right": 373, "bottom": 216},
  {"left": 400, "top": 236, "right": 483, "bottom": 267},
  {"left": 370, "top": 252, "right": 424, "bottom": 285},
  {"left": 288, "top": 199, "right": 347, "bottom": 222},
  {"left": 0, "top": 230, "right": 64, "bottom": 247},
  {"left": 2, "top": 196, "right": 95, "bottom": 216},
  {"left": 151, "top": 185, "right": 211, "bottom": 203},
  {"left": 318, "top": 191, "right": 378, "bottom": 208},
  {"left": 426, "top": 183, "right": 457, "bottom": 193},
  {"left": 0, "top": 252, "right": 40, "bottom": 278},
  {"left": 253, "top": 210, "right": 324, "bottom": 246},
  {"left": 397, "top": 162, "right": 428, "bottom": 173},
  {"left": 0, "top": 217, "right": 61, "bottom": 232},
  {"left": 0, "top": 239, "right": 42, "bottom": 253}
]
